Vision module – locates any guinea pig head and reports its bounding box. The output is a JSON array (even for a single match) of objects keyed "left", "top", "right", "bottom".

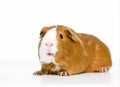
[
  {"left": 38, "top": 26, "right": 58, "bottom": 64},
  {"left": 55, "top": 26, "right": 83, "bottom": 67},
  {"left": 38, "top": 25, "right": 83, "bottom": 68}
]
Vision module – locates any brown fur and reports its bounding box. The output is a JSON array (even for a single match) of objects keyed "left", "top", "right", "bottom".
[{"left": 34, "top": 25, "right": 112, "bottom": 76}]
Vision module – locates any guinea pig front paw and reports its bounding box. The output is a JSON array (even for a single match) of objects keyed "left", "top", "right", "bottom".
[
  {"left": 58, "top": 71, "right": 70, "bottom": 76},
  {"left": 33, "top": 70, "right": 43, "bottom": 75}
]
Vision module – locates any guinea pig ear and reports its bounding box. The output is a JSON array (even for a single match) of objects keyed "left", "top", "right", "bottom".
[
  {"left": 39, "top": 27, "right": 48, "bottom": 38},
  {"left": 66, "top": 29, "right": 78, "bottom": 42}
]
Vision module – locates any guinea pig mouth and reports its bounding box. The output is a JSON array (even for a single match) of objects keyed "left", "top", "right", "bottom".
[{"left": 46, "top": 53, "right": 54, "bottom": 56}]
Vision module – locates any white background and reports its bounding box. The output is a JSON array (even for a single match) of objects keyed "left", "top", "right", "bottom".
[{"left": 0, "top": 0, "right": 120, "bottom": 87}]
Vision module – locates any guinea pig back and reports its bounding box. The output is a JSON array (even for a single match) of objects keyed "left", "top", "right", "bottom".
[{"left": 34, "top": 25, "right": 112, "bottom": 76}]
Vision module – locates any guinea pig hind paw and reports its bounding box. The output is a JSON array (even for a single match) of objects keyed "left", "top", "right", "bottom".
[
  {"left": 59, "top": 71, "right": 70, "bottom": 76},
  {"left": 100, "top": 67, "right": 109, "bottom": 72}
]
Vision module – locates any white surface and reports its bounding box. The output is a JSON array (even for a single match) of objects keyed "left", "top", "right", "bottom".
[
  {"left": 0, "top": 62, "right": 120, "bottom": 87},
  {"left": 0, "top": 0, "right": 120, "bottom": 87}
]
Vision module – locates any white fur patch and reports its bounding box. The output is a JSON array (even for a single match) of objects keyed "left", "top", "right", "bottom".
[
  {"left": 39, "top": 27, "right": 58, "bottom": 64},
  {"left": 55, "top": 65, "right": 61, "bottom": 71}
]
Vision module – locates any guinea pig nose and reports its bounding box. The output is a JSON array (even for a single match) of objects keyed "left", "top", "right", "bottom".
[{"left": 45, "top": 42, "right": 53, "bottom": 47}]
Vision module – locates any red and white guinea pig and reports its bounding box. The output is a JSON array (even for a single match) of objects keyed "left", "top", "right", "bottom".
[{"left": 33, "top": 25, "right": 112, "bottom": 76}]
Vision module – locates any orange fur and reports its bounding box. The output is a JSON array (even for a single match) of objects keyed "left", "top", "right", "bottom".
[{"left": 34, "top": 25, "right": 112, "bottom": 76}]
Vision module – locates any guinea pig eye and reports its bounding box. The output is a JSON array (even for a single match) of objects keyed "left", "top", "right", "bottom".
[{"left": 59, "top": 34, "right": 63, "bottom": 39}]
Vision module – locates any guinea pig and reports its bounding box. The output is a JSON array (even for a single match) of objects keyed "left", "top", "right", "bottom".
[{"left": 33, "top": 25, "right": 112, "bottom": 76}]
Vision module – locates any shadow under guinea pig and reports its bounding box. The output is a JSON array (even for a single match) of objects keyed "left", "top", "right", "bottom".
[{"left": 34, "top": 72, "right": 112, "bottom": 85}]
